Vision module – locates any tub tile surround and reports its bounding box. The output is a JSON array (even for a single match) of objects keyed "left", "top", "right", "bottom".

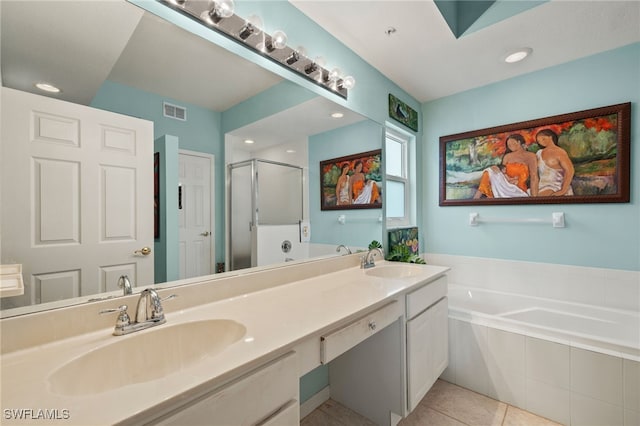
[
  {"left": 0, "top": 257, "right": 449, "bottom": 425},
  {"left": 426, "top": 253, "right": 640, "bottom": 312},
  {"left": 432, "top": 254, "right": 640, "bottom": 425}
]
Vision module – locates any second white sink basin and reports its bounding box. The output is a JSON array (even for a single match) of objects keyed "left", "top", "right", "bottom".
[
  {"left": 48, "top": 319, "right": 246, "bottom": 396},
  {"left": 365, "top": 264, "right": 425, "bottom": 279}
]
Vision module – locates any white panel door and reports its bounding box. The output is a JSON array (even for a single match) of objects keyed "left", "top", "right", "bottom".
[
  {"left": 178, "top": 151, "right": 214, "bottom": 279},
  {"left": 1, "top": 87, "right": 154, "bottom": 306}
]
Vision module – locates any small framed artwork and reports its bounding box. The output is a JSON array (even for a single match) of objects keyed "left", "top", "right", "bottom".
[
  {"left": 439, "top": 102, "right": 631, "bottom": 206},
  {"left": 389, "top": 94, "right": 418, "bottom": 132},
  {"left": 320, "top": 149, "right": 382, "bottom": 210},
  {"left": 154, "top": 152, "right": 159, "bottom": 238}
]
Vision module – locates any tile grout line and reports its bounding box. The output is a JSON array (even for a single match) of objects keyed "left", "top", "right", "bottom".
[{"left": 424, "top": 405, "right": 474, "bottom": 425}]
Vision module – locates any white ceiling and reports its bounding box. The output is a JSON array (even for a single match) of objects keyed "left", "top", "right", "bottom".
[
  {"left": 2, "top": 0, "right": 637, "bottom": 134},
  {"left": 0, "top": 1, "right": 283, "bottom": 112},
  {"left": 290, "top": 0, "right": 640, "bottom": 103}
]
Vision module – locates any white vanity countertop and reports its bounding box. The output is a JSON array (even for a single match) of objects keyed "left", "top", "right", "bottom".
[{"left": 0, "top": 261, "right": 448, "bottom": 425}]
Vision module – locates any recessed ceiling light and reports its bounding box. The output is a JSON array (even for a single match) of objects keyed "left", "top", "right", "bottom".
[
  {"left": 34, "top": 82, "right": 61, "bottom": 93},
  {"left": 285, "top": 149, "right": 296, "bottom": 153},
  {"left": 504, "top": 48, "right": 532, "bottom": 64},
  {"left": 244, "top": 139, "right": 255, "bottom": 144},
  {"left": 331, "top": 112, "right": 344, "bottom": 119}
]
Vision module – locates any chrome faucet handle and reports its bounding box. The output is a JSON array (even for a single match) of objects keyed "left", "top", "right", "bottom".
[
  {"left": 100, "top": 304, "right": 131, "bottom": 329},
  {"left": 117, "top": 275, "right": 132, "bottom": 295},
  {"left": 161, "top": 294, "right": 177, "bottom": 302}
]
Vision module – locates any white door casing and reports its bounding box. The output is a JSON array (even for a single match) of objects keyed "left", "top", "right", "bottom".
[
  {"left": 178, "top": 150, "right": 214, "bottom": 279},
  {"left": 1, "top": 87, "right": 154, "bottom": 306}
]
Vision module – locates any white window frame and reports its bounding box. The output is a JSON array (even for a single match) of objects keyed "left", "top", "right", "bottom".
[{"left": 385, "top": 127, "right": 411, "bottom": 226}]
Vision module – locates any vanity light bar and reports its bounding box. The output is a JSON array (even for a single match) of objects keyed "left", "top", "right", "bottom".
[{"left": 160, "top": 0, "right": 352, "bottom": 99}]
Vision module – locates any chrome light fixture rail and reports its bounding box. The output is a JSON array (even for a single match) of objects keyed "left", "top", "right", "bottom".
[{"left": 161, "top": 0, "right": 355, "bottom": 99}]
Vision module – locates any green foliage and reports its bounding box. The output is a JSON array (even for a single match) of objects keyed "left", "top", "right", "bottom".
[
  {"left": 323, "top": 165, "right": 340, "bottom": 186},
  {"left": 368, "top": 240, "right": 383, "bottom": 250},
  {"left": 560, "top": 124, "right": 617, "bottom": 163},
  {"left": 387, "top": 244, "right": 426, "bottom": 264}
]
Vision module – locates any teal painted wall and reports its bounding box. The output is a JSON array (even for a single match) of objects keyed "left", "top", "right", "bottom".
[
  {"left": 300, "top": 365, "right": 329, "bottom": 404},
  {"left": 309, "top": 120, "right": 385, "bottom": 249},
  {"left": 154, "top": 135, "right": 180, "bottom": 283},
  {"left": 91, "top": 80, "right": 226, "bottom": 266},
  {"left": 422, "top": 43, "right": 640, "bottom": 271},
  {"left": 222, "top": 80, "right": 316, "bottom": 133}
]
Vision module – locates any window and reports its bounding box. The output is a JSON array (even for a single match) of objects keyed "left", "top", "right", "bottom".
[{"left": 385, "top": 127, "right": 412, "bottom": 225}]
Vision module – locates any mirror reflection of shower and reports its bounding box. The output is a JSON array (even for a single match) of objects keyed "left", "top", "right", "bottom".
[{"left": 228, "top": 159, "right": 304, "bottom": 270}]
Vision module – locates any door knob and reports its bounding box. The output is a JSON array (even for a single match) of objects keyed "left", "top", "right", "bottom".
[
  {"left": 134, "top": 247, "right": 152, "bottom": 256},
  {"left": 201, "top": 231, "right": 210, "bottom": 236}
]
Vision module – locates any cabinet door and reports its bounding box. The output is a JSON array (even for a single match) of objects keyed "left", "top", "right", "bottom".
[
  {"left": 430, "top": 297, "right": 449, "bottom": 378},
  {"left": 406, "top": 297, "right": 448, "bottom": 412},
  {"left": 407, "top": 304, "right": 432, "bottom": 412}
]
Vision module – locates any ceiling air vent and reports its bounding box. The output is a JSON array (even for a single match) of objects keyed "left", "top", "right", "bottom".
[{"left": 163, "top": 102, "right": 186, "bottom": 121}]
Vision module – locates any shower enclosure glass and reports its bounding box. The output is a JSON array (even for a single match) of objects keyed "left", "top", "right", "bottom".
[{"left": 228, "top": 159, "right": 303, "bottom": 270}]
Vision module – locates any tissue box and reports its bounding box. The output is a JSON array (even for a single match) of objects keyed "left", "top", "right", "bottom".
[{"left": 0, "top": 264, "right": 25, "bottom": 297}]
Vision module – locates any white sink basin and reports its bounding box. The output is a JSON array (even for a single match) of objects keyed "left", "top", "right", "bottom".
[
  {"left": 48, "top": 319, "right": 246, "bottom": 396},
  {"left": 365, "top": 264, "right": 425, "bottom": 279}
]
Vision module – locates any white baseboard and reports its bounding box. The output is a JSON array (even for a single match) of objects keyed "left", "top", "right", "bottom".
[{"left": 299, "top": 386, "right": 330, "bottom": 419}]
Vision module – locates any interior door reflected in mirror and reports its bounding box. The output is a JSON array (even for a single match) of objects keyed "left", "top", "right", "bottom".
[{"left": 0, "top": 0, "right": 383, "bottom": 317}]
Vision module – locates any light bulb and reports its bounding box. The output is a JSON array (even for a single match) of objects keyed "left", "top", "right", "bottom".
[
  {"left": 296, "top": 46, "right": 307, "bottom": 58},
  {"left": 329, "top": 68, "right": 341, "bottom": 82},
  {"left": 247, "top": 15, "right": 263, "bottom": 34},
  {"left": 216, "top": 0, "right": 234, "bottom": 18},
  {"left": 340, "top": 76, "right": 356, "bottom": 90},
  {"left": 202, "top": 0, "right": 234, "bottom": 24},
  {"left": 271, "top": 30, "right": 287, "bottom": 49}
]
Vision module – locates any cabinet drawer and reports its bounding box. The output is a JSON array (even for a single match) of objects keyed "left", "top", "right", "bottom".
[
  {"left": 321, "top": 301, "right": 401, "bottom": 364},
  {"left": 257, "top": 399, "right": 299, "bottom": 426},
  {"left": 155, "top": 352, "right": 298, "bottom": 425},
  {"left": 406, "top": 275, "right": 447, "bottom": 319}
]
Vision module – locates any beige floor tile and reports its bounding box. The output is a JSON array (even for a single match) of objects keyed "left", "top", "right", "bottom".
[
  {"left": 421, "top": 380, "right": 507, "bottom": 426},
  {"left": 301, "top": 408, "right": 345, "bottom": 426},
  {"left": 399, "top": 403, "right": 466, "bottom": 426},
  {"left": 502, "top": 405, "right": 564, "bottom": 426},
  {"left": 316, "top": 399, "right": 376, "bottom": 426},
  {"left": 304, "top": 381, "right": 563, "bottom": 426}
]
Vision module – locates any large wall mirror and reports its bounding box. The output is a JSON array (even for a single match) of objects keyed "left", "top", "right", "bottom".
[{"left": 0, "top": 1, "right": 383, "bottom": 317}]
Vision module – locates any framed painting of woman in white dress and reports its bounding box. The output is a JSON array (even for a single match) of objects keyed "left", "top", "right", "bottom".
[
  {"left": 320, "top": 150, "right": 382, "bottom": 210},
  {"left": 439, "top": 102, "right": 630, "bottom": 206}
]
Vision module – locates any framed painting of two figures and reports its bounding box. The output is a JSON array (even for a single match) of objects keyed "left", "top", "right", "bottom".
[{"left": 439, "top": 102, "right": 631, "bottom": 206}]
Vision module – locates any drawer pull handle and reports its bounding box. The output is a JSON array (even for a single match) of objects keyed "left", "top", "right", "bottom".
[{"left": 368, "top": 321, "right": 377, "bottom": 331}]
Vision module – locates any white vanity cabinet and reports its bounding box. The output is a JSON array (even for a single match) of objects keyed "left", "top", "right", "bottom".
[
  {"left": 405, "top": 276, "right": 448, "bottom": 412},
  {"left": 150, "top": 352, "right": 298, "bottom": 426}
]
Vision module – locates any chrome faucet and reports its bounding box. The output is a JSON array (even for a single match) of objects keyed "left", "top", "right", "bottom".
[
  {"left": 118, "top": 275, "right": 132, "bottom": 295},
  {"left": 361, "top": 247, "right": 384, "bottom": 269},
  {"left": 100, "top": 288, "right": 176, "bottom": 336},
  {"left": 135, "top": 288, "right": 166, "bottom": 324},
  {"left": 336, "top": 244, "right": 352, "bottom": 255}
]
